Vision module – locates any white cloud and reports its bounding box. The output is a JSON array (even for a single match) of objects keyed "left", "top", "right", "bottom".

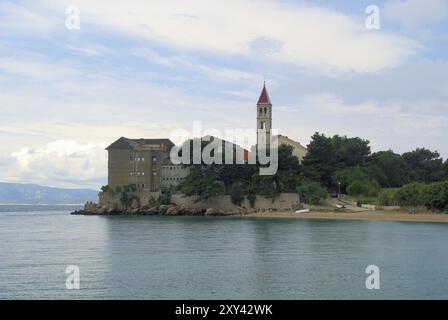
[
  {"left": 65, "top": 43, "right": 111, "bottom": 56},
  {"left": 303, "top": 94, "right": 402, "bottom": 115},
  {"left": 0, "top": 1, "right": 60, "bottom": 37},
  {"left": 277, "top": 93, "right": 448, "bottom": 157},
  {"left": 0, "top": 57, "right": 80, "bottom": 80},
  {"left": 38, "top": 0, "right": 421, "bottom": 73},
  {"left": 3, "top": 140, "right": 107, "bottom": 189},
  {"left": 131, "top": 47, "right": 262, "bottom": 82}
]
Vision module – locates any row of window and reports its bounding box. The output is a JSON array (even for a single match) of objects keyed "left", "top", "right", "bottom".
[
  {"left": 162, "top": 177, "right": 185, "bottom": 181},
  {"left": 129, "top": 171, "right": 157, "bottom": 176},
  {"left": 162, "top": 166, "right": 185, "bottom": 171},
  {"left": 130, "top": 155, "right": 158, "bottom": 162}
]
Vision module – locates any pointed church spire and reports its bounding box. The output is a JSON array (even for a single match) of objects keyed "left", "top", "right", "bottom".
[{"left": 257, "top": 81, "right": 271, "bottom": 104}]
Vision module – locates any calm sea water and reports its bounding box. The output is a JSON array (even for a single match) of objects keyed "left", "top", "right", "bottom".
[{"left": 1, "top": 205, "right": 448, "bottom": 299}]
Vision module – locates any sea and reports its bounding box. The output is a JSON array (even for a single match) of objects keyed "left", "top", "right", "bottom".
[{"left": 1, "top": 205, "right": 447, "bottom": 299}]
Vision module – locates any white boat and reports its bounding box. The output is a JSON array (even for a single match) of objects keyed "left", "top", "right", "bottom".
[{"left": 294, "top": 209, "right": 311, "bottom": 214}]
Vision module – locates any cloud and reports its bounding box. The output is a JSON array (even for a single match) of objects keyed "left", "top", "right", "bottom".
[
  {"left": 37, "top": 0, "right": 421, "bottom": 73},
  {"left": 131, "top": 47, "right": 261, "bottom": 82},
  {"left": 3, "top": 140, "right": 107, "bottom": 189},
  {"left": 65, "top": 43, "right": 110, "bottom": 56},
  {"left": 0, "top": 57, "right": 80, "bottom": 80},
  {"left": 0, "top": 1, "right": 60, "bottom": 37},
  {"left": 277, "top": 93, "right": 448, "bottom": 158},
  {"left": 384, "top": 0, "right": 448, "bottom": 29}
]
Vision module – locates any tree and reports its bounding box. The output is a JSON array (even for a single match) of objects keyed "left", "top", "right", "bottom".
[
  {"left": 368, "top": 150, "right": 412, "bottom": 188},
  {"left": 230, "top": 183, "right": 245, "bottom": 207},
  {"left": 402, "top": 148, "right": 445, "bottom": 183},
  {"left": 332, "top": 166, "right": 368, "bottom": 193},
  {"left": 420, "top": 181, "right": 448, "bottom": 211},
  {"left": 346, "top": 180, "right": 380, "bottom": 197},
  {"left": 394, "top": 183, "right": 425, "bottom": 207},
  {"left": 297, "top": 182, "right": 327, "bottom": 205},
  {"left": 179, "top": 166, "right": 225, "bottom": 201},
  {"left": 302, "top": 132, "right": 370, "bottom": 188}
]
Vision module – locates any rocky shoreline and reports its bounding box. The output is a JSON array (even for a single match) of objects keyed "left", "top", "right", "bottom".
[{"left": 71, "top": 203, "right": 250, "bottom": 217}]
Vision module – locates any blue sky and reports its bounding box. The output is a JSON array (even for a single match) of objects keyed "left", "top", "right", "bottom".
[{"left": 0, "top": 0, "right": 447, "bottom": 189}]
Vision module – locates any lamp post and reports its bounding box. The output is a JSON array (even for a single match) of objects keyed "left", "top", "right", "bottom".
[{"left": 338, "top": 182, "right": 341, "bottom": 199}]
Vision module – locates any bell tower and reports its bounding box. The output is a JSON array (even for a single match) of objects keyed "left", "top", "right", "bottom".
[{"left": 256, "top": 81, "right": 272, "bottom": 149}]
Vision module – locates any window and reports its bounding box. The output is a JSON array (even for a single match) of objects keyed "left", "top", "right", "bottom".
[
  {"left": 264, "top": 107, "right": 267, "bottom": 114},
  {"left": 153, "top": 171, "right": 157, "bottom": 176},
  {"left": 142, "top": 184, "right": 145, "bottom": 188},
  {"left": 153, "top": 157, "right": 157, "bottom": 162},
  {"left": 130, "top": 172, "right": 133, "bottom": 176},
  {"left": 141, "top": 172, "right": 145, "bottom": 176}
]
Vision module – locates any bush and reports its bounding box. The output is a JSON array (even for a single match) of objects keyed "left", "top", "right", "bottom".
[
  {"left": 394, "top": 183, "right": 425, "bottom": 207},
  {"left": 347, "top": 180, "right": 380, "bottom": 197},
  {"left": 230, "top": 183, "right": 245, "bottom": 206},
  {"left": 297, "top": 182, "right": 327, "bottom": 205},
  {"left": 420, "top": 181, "right": 448, "bottom": 211},
  {"left": 158, "top": 193, "right": 171, "bottom": 205},
  {"left": 377, "top": 189, "right": 398, "bottom": 206},
  {"left": 246, "top": 191, "right": 256, "bottom": 208}
]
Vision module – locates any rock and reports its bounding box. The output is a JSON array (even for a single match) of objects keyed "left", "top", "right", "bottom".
[
  {"left": 166, "top": 206, "right": 179, "bottom": 216},
  {"left": 205, "top": 207, "right": 225, "bottom": 216},
  {"left": 158, "top": 204, "right": 170, "bottom": 214},
  {"left": 148, "top": 206, "right": 159, "bottom": 215},
  {"left": 131, "top": 198, "right": 139, "bottom": 209}
]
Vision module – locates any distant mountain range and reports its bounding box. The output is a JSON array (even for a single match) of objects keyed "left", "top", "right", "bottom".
[{"left": 0, "top": 182, "right": 98, "bottom": 204}]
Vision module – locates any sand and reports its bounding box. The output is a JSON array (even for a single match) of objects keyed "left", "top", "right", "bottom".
[{"left": 243, "top": 210, "right": 448, "bottom": 223}]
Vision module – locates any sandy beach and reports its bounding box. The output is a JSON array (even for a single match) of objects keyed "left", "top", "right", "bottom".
[{"left": 244, "top": 210, "right": 448, "bottom": 223}]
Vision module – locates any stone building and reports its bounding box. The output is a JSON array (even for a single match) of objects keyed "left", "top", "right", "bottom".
[
  {"left": 106, "top": 137, "right": 174, "bottom": 191},
  {"left": 161, "top": 163, "right": 190, "bottom": 188},
  {"left": 277, "top": 134, "right": 308, "bottom": 162},
  {"left": 257, "top": 82, "right": 272, "bottom": 149},
  {"left": 105, "top": 83, "right": 308, "bottom": 194},
  {"left": 255, "top": 83, "right": 308, "bottom": 162}
]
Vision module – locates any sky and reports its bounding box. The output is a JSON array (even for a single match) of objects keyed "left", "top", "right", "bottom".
[{"left": 0, "top": 0, "right": 447, "bottom": 189}]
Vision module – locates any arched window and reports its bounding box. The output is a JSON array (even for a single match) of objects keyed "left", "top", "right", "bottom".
[
  {"left": 264, "top": 107, "right": 267, "bottom": 114},
  {"left": 259, "top": 107, "right": 262, "bottom": 114}
]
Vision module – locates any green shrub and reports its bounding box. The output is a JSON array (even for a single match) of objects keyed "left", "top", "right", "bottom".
[
  {"left": 158, "top": 193, "right": 171, "bottom": 205},
  {"left": 230, "top": 183, "right": 245, "bottom": 206},
  {"left": 120, "top": 192, "right": 130, "bottom": 207},
  {"left": 246, "top": 191, "right": 256, "bottom": 208},
  {"left": 297, "top": 182, "right": 327, "bottom": 205},
  {"left": 420, "top": 181, "right": 448, "bottom": 211},
  {"left": 394, "top": 183, "right": 425, "bottom": 207},
  {"left": 347, "top": 180, "right": 380, "bottom": 197},
  {"left": 377, "top": 189, "right": 398, "bottom": 206}
]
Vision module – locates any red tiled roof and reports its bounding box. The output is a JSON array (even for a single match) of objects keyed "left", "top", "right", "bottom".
[{"left": 257, "top": 82, "right": 271, "bottom": 104}]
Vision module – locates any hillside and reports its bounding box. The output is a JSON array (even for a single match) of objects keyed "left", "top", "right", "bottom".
[{"left": 0, "top": 182, "right": 98, "bottom": 204}]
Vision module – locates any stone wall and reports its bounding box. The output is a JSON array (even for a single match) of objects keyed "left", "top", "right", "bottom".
[
  {"left": 98, "top": 191, "right": 300, "bottom": 212},
  {"left": 171, "top": 193, "right": 300, "bottom": 211},
  {"left": 99, "top": 191, "right": 161, "bottom": 210}
]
